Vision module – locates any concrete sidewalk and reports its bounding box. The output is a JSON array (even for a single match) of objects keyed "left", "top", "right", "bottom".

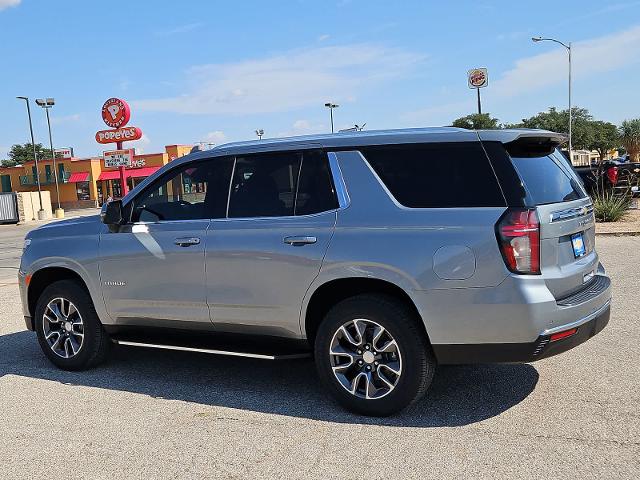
[{"left": 596, "top": 208, "right": 640, "bottom": 236}]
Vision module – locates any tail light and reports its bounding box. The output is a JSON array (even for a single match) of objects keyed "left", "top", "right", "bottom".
[
  {"left": 606, "top": 166, "right": 618, "bottom": 185},
  {"left": 496, "top": 208, "right": 541, "bottom": 274}
]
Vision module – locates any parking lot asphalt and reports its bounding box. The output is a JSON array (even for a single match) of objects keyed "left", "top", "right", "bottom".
[{"left": 0, "top": 230, "right": 638, "bottom": 479}]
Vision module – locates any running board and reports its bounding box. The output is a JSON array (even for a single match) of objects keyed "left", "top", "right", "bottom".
[{"left": 113, "top": 339, "right": 312, "bottom": 360}]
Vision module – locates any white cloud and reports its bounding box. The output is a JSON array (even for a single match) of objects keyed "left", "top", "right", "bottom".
[
  {"left": 317, "top": 34, "right": 330, "bottom": 42},
  {"left": 493, "top": 25, "right": 640, "bottom": 97},
  {"left": 131, "top": 133, "right": 151, "bottom": 154},
  {"left": 158, "top": 22, "right": 204, "bottom": 36},
  {"left": 0, "top": 0, "right": 20, "bottom": 11},
  {"left": 276, "top": 119, "right": 327, "bottom": 138},
  {"left": 204, "top": 130, "right": 226, "bottom": 143},
  {"left": 132, "top": 43, "right": 425, "bottom": 115}
]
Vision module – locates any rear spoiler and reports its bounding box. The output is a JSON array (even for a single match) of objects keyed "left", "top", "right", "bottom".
[{"left": 478, "top": 130, "right": 567, "bottom": 158}]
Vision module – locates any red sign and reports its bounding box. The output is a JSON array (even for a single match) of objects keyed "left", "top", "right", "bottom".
[
  {"left": 468, "top": 68, "right": 488, "bottom": 89},
  {"left": 95, "top": 126, "right": 143, "bottom": 144},
  {"left": 101, "top": 98, "right": 131, "bottom": 128}
]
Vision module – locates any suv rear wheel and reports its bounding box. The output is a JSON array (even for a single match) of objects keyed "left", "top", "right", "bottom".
[
  {"left": 35, "top": 279, "right": 111, "bottom": 371},
  {"left": 314, "top": 294, "right": 435, "bottom": 416}
]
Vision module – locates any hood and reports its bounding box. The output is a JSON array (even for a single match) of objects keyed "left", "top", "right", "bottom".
[{"left": 27, "top": 214, "right": 103, "bottom": 239}]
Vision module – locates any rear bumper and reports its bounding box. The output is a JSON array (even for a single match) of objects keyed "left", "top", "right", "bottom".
[{"left": 433, "top": 299, "right": 610, "bottom": 364}]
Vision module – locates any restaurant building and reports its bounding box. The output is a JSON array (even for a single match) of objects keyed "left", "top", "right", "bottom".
[{"left": 0, "top": 145, "right": 192, "bottom": 209}]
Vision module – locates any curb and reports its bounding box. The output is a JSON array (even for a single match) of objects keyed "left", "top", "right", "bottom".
[{"left": 595, "top": 230, "right": 640, "bottom": 236}]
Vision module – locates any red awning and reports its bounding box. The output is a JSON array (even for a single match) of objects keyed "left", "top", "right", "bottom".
[
  {"left": 97, "top": 166, "right": 160, "bottom": 181},
  {"left": 67, "top": 172, "right": 90, "bottom": 183},
  {"left": 127, "top": 166, "right": 160, "bottom": 178},
  {"left": 97, "top": 171, "right": 120, "bottom": 181}
]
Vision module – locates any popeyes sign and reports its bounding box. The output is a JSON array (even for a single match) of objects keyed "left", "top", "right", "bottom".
[
  {"left": 95, "top": 97, "right": 142, "bottom": 145},
  {"left": 96, "top": 126, "right": 142, "bottom": 144}
]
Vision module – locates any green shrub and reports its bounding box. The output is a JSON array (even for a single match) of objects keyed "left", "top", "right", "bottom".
[{"left": 593, "top": 191, "right": 631, "bottom": 222}]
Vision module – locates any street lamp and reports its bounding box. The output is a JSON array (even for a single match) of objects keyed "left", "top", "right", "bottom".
[
  {"left": 16, "top": 96, "right": 46, "bottom": 220},
  {"left": 532, "top": 36, "right": 572, "bottom": 161},
  {"left": 255, "top": 129, "right": 264, "bottom": 140},
  {"left": 324, "top": 102, "right": 339, "bottom": 133},
  {"left": 35, "top": 98, "right": 64, "bottom": 218}
]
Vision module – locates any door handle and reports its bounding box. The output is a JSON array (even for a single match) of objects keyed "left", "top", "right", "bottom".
[
  {"left": 174, "top": 237, "right": 201, "bottom": 247},
  {"left": 284, "top": 236, "right": 317, "bottom": 245}
]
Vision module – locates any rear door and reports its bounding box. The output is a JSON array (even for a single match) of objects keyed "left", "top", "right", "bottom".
[{"left": 506, "top": 147, "right": 597, "bottom": 299}]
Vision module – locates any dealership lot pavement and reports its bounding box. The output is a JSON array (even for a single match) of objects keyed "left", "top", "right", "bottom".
[{"left": 0, "top": 232, "right": 638, "bottom": 479}]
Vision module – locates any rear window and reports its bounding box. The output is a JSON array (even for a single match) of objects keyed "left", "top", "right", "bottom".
[
  {"left": 510, "top": 150, "right": 587, "bottom": 205},
  {"left": 361, "top": 142, "right": 505, "bottom": 208}
]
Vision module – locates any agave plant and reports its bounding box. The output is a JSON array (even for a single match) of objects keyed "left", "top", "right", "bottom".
[
  {"left": 619, "top": 119, "right": 640, "bottom": 162},
  {"left": 593, "top": 189, "right": 631, "bottom": 222}
]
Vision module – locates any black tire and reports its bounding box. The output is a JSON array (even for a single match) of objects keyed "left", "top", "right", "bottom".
[
  {"left": 314, "top": 294, "right": 436, "bottom": 416},
  {"left": 34, "top": 279, "right": 111, "bottom": 371}
]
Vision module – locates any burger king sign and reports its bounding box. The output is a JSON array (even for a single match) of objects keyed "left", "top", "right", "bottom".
[{"left": 468, "top": 68, "right": 488, "bottom": 89}]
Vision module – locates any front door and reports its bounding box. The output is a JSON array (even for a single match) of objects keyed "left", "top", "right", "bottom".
[
  {"left": 206, "top": 149, "right": 339, "bottom": 337},
  {"left": 98, "top": 157, "right": 234, "bottom": 327}
]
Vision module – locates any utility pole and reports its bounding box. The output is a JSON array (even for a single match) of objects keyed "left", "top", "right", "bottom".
[{"left": 532, "top": 36, "right": 572, "bottom": 161}]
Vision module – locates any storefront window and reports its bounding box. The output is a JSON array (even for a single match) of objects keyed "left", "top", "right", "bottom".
[{"left": 76, "top": 181, "right": 90, "bottom": 200}]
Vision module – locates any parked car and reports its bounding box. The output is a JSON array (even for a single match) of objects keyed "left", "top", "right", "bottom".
[
  {"left": 574, "top": 159, "right": 640, "bottom": 197},
  {"left": 19, "top": 128, "right": 611, "bottom": 416}
]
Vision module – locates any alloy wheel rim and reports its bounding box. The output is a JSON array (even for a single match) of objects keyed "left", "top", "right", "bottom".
[
  {"left": 42, "top": 297, "right": 84, "bottom": 359},
  {"left": 329, "top": 318, "right": 402, "bottom": 400}
]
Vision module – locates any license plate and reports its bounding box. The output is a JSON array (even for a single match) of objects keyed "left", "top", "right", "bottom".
[{"left": 571, "top": 232, "right": 586, "bottom": 258}]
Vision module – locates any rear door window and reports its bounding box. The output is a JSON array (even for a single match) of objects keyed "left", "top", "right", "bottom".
[
  {"left": 360, "top": 142, "right": 505, "bottom": 208},
  {"left": 295, "top": 150, "right": 338, "bottom": 215},
  {"left": 510, "top": 150, "right": 587, "bottom": 205}
]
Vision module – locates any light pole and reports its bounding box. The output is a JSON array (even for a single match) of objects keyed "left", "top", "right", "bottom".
[
  {"left": 36, "top": 98, "right": 64, "bottom": 218},
  {"left": 255, "top": 129, "right": 264, "bottom": 140},
  {"left": 16, "top": 96, "right": 46, "bottom": 220},
  {"left": 324, "top": 102, "right": 339, "bottom": 133},
  {"left": 532, "top": 36, "right": 572, "bottom": 161}
]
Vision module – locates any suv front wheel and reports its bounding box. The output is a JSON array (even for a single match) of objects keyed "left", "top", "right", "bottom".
[
  {"left": 314, "top": 294, "right": 435, "bottom": 416},
  {"left": 35, "top": 279, "right": 111, "bottom": 371}
]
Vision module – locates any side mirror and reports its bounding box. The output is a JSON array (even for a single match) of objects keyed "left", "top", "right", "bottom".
[{"left": 101, "top": 200, "right": 123, "bottom": 226}]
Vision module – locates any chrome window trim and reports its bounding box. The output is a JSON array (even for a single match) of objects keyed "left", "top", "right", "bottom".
[{"left": 327, "top": 151, "right": 350, "bottom": 209}]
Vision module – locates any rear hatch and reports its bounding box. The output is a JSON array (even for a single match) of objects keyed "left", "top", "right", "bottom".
[{"left": 505, "top": 140, "right": 598, "bottom": 300}]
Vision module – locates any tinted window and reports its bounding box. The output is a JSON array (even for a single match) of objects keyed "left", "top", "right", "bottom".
[
  {"left": 510, "top": 151, "right": 587, "bottom": 205},
  {"left": 131, "top": 158, "right": 233, "bottom": 222},
  {"left": 361, "top": 142, "right": 505, "bottom": 208},
  {"left": 295, "top": 151, "right": 338, "bottom": 215},
  {"left": 228, "top": 152, "right": 302, "bottom": 218}
]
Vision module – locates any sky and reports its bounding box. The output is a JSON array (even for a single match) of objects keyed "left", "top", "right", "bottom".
[{"left": 1, "top": 0, "right": 640, "bottom": 159}]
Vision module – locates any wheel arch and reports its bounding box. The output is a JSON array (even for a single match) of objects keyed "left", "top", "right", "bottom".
[
  {"left": 27, "top": 267, "right": 89, "bottom": 329},
  {"left": 302, "top": 277, "right": 430, "bottom": 346}
]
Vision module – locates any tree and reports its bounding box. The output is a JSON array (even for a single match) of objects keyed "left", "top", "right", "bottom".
[
  {"left": 451, "top": 113, "right": 500, "bottom": 130},
  {"left": 0, "top": 143, "right": 55, "bottom": 168},
  {"left": 619, "top": 119, "right": 640, "bottom": 162},
  {"left": 513, "top": 107, "right": 595, "bottom": 150},
  {"left": 587, "top": 121, "right": 619, "bottom": 162}
]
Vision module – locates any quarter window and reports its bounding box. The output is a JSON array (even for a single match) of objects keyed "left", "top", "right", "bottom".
[
  {"left": 131, "top": 158, "right": 233, "bottom": 222},
  {"left": 361, "top": 142, "right": 505, "bottom": 208}
]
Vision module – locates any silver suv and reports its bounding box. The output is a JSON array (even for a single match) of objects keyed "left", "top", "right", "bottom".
[{"left": 19, "top": 128, "right": 611, "bottom": 416}]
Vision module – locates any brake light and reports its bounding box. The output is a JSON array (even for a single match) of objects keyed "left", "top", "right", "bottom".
[
  {"left": 496, "top": 208, "right": 541, "bottom": 274},
  {"left": 606, "top": 166, "right": 618, "bottom": 185}
]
